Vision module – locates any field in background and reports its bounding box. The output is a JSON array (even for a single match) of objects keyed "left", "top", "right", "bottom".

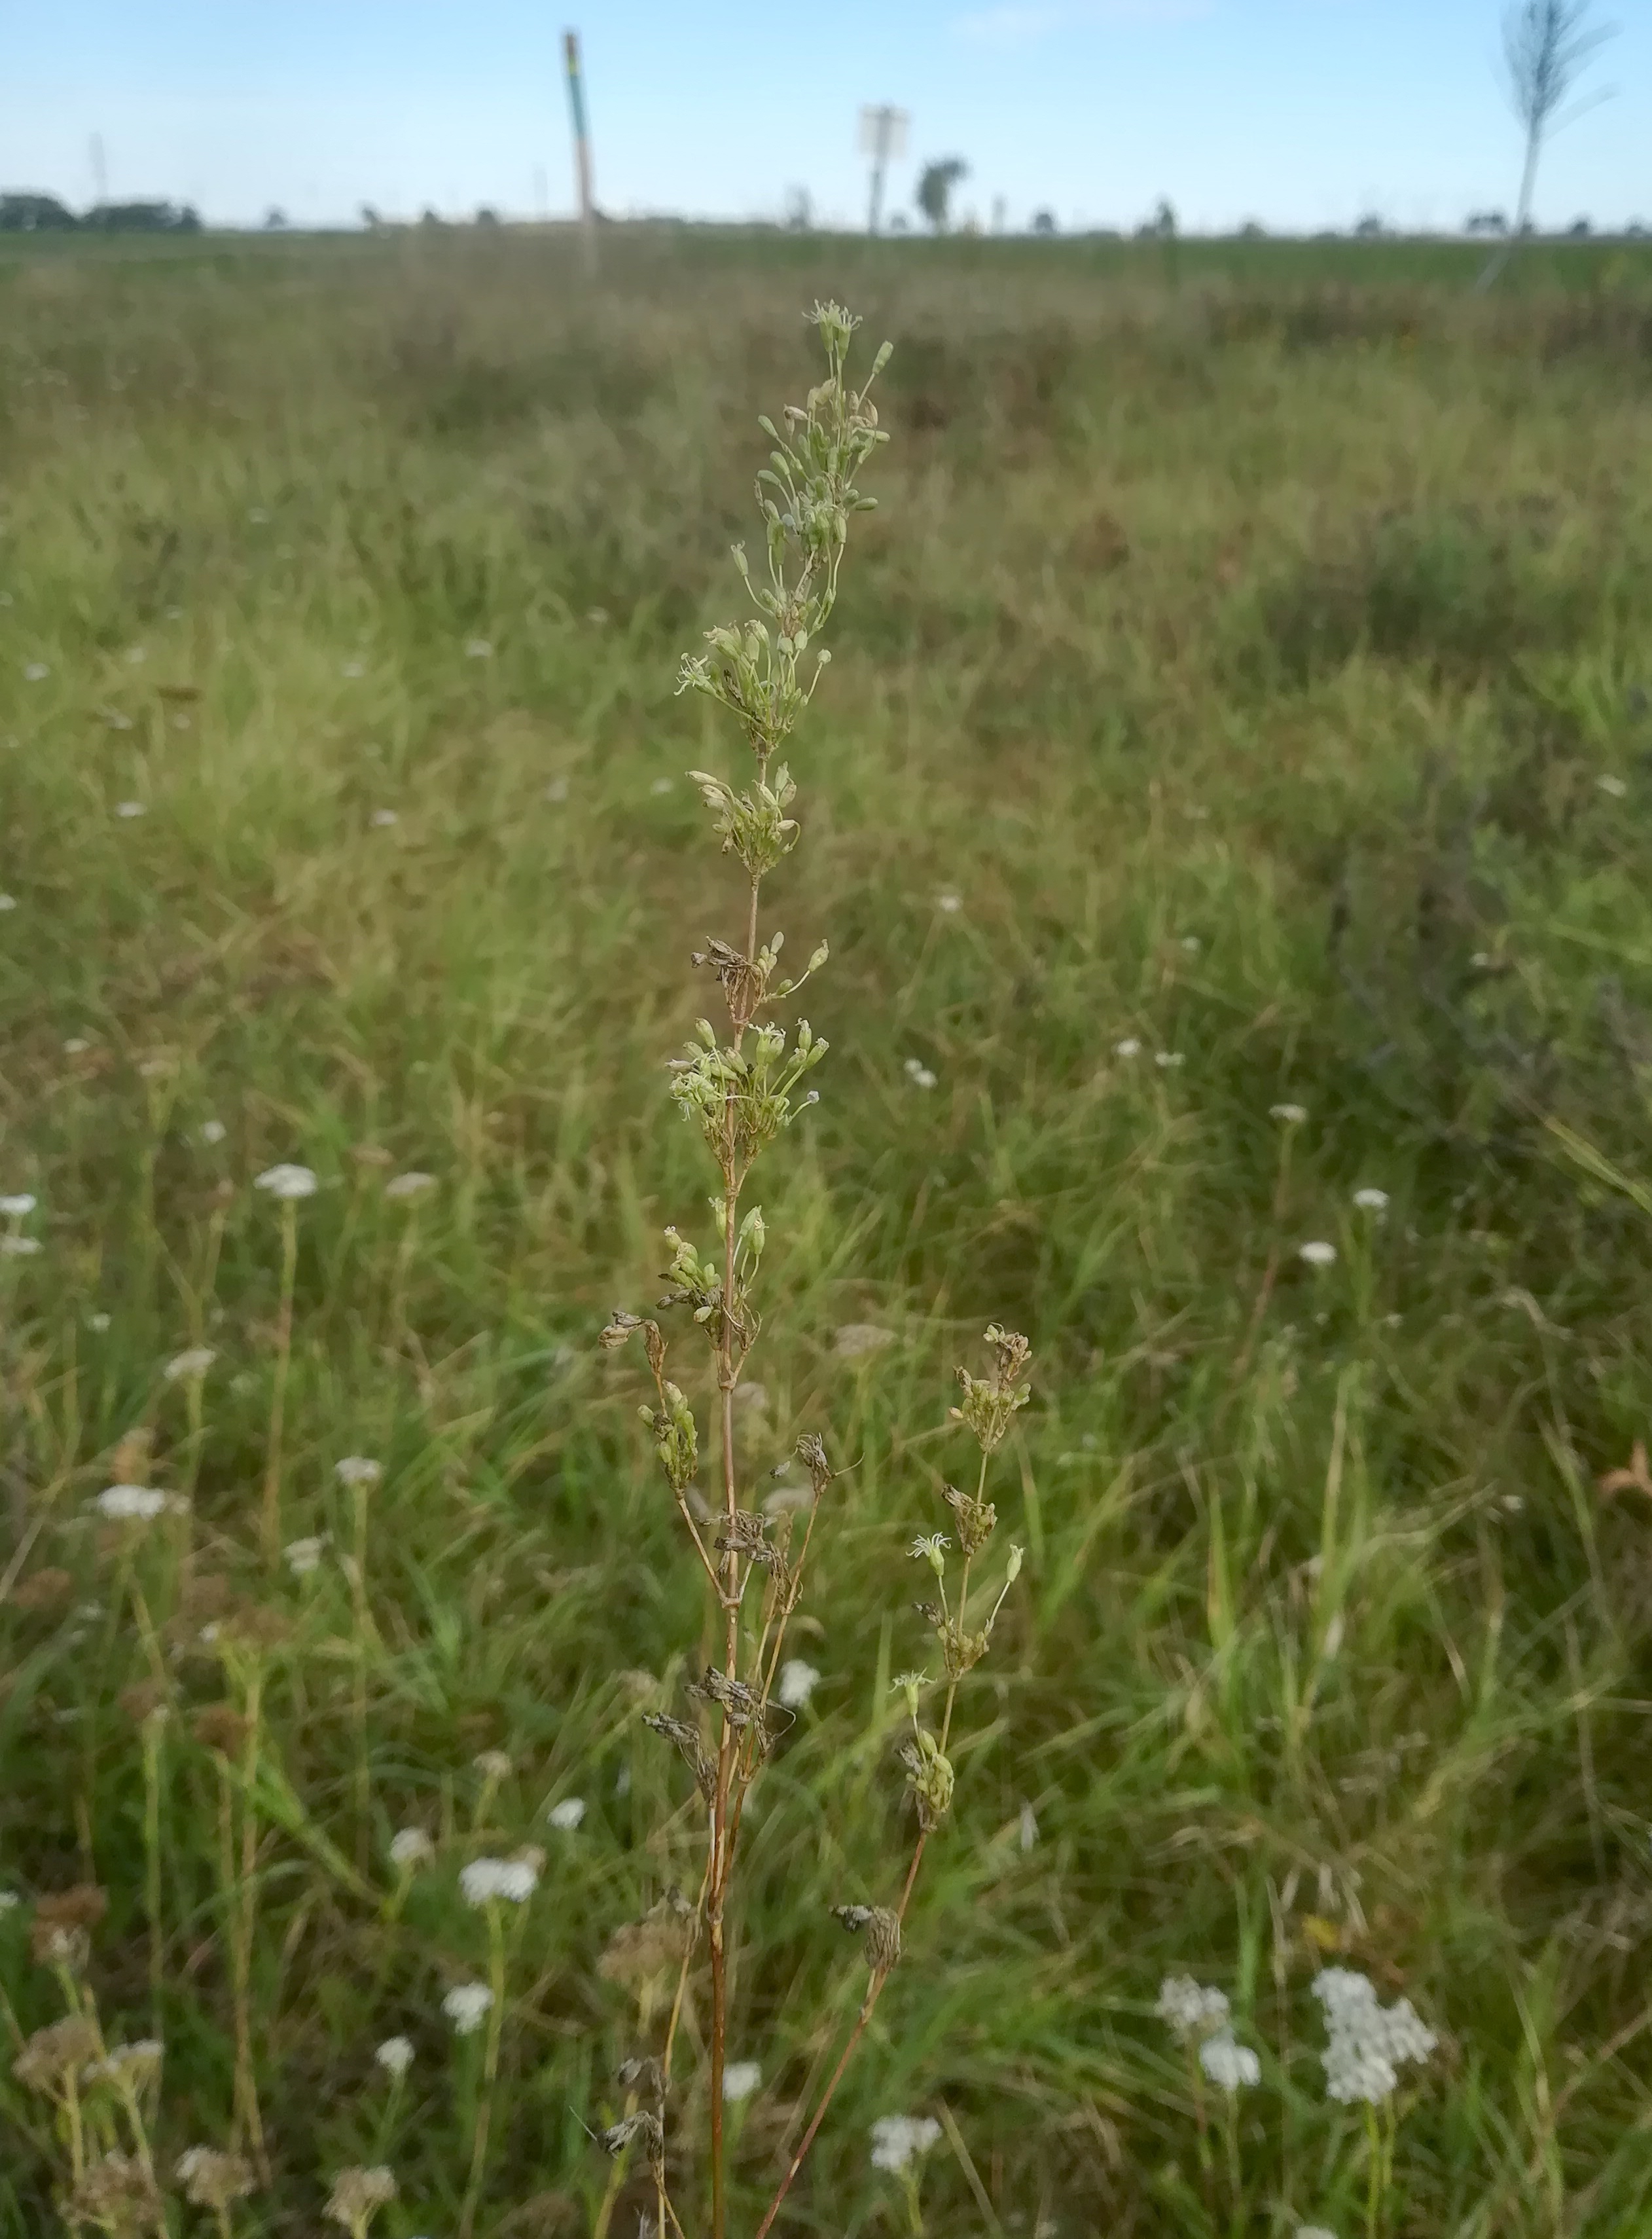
[{"left": 4, "top": 226, "right": 1652, "bottom": 2237}]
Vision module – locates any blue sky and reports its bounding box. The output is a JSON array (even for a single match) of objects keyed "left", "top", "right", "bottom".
[{"left": 2, "top": 1, "right": 1646, "bottom": 232}]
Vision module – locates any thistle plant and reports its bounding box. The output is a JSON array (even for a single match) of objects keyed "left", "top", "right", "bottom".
[{"left": 598, "top": 304, "right": 1030, "bottom": 2238}]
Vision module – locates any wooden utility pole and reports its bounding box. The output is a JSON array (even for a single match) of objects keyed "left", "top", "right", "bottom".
[{"left": 564, "top": 30, "right": 597, "bottom": 270}]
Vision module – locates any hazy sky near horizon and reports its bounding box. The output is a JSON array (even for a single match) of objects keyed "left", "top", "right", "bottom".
[{"left": 3, "top": 1, "right": 1647, "bottom": 234}]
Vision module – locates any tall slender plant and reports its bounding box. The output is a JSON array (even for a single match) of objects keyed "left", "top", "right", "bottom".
[{"left": 596, "top": 305, "right": 1029, "bottom": 2238}]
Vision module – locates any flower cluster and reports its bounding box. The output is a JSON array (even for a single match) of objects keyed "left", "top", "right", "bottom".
[{"left": 1312, "top": 1966, "right": 1437, "bottom": 2104}]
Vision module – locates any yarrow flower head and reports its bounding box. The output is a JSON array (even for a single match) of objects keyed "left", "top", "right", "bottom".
[
  {"left": 0, "top": 1193, "right": 37, "bottom": 1217},
  {"left": 778, "top": 1659, "right": 821, "bottom": 1709},
  {"left": 255, "top": 1163, "right": 318, "bottom": 1200},
  {"left": 1298, "top": 1240, "right": 1338, "bottom": 1268},
  {"left": 870, "top": 2114, "right": 943, "bottom": 2174},
  {"left": 1352, "top": 1187, "right": 1389, "bottom": 1212},
  {"left": 722, "top": 2059, "right": 762, "bottom": 2103},
  {"left": 334, "top": 1456, "right": 383, "bottom": 1488},
  {"left": 164, "top": 1347, "right": 217, "bottom": 1383},
  {"left": 547, "top": 1796, "right": 586, "bottom": 1830},
  {"left": 283, "top": 1535, "right": 327, "bottom": 1578},
  {"left": 459, "top": 1856, "right": 539, "bottom": 1906},
  {"left": 94, "top": 1485, "right": 169, "bottom": 1523},
  {"left": 1312, "top": 1966, "right": 1437, "bottom": 2105},
  {"left": 1270, "top": 1102, "right": 1308, "bottom": 1124},
  {"left": 442, "top": 1982, "right": 494, "bottom": 2035},
  {"left": 388, "top": 1827, "right": 435, "bottom": 1870},
  {"left": 1156, "top": 1975, "right": 1231, "bottom": 2043},
  {"left": 384, "top": 1171, "right": 436, "bottom": 1200},
  {"left": 1198, "top": 2031, "right": 1261, "bottom": 2091},
  {"left": 375, "top": 2036, "right": 414, "bottom": 2081}
]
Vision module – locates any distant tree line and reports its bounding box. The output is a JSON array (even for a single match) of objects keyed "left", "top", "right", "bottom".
[{"left": 0, "top": 192, "right": 201, "bottom": 234}]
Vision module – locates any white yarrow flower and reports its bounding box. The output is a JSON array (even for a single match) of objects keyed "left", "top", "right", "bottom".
[
  {"left": 94, "top": 1484, "right": 169, "bottom": 1522},
  {"left": 1198, "top": 2031, "right": 1261, "bottom": 2091},
  {"left": 722, "top": 2060, "right": 762, "bottom": 2103},
  {"left": 1352, "top": 1188, "right": 1389, "bottom": 1212},
  {"left": 1312, "top": 1967, "right": 1437, "bottom": 2105},
  {"left": 388, "top": 1827, "right": 435, "bottom": 1870},
  {"left": 1298, "top": 1240, "right": 1338, "bottom": 1268},
  {"left": 0, "top": 1235, "right": 41, "bottom": 1257},
  {"left": 1155, "top": 1049, "right": 1185, "bottom": 1069},
  {"left": 115, "top": 801, "right": 147, "bottom": 819},
  {"left": 935, "top": 892, "right": 962, "bottom": 914},
  {"left": 1113, "top": 1036, "right": 1141, "bottom": 1058},
  {"left": 459, "top": 1855, "right": 539, "bottom": 1906},
  {"left": 903, "top": 1057, "right": 938, "bottom": 1089},
  {"left": 1295, "top": 2228, "right": 1340, "bottom": 2239},
  {"left": 1157, "top": 1975, "right": 1231, "bottom": 2043},
  {"left": 1597, "top": 774, "right": 1628, "bottom": 797},
  {"left": 283, "top": 1535, "right": 327, "bottom": 1579},
  {"left": 465, "top": 638, "right": 494, "bottom": 659},
  {"left": 442, "top": 1982, "right": 494, "bottom": 2035},
  {"left": 24, "top": 662, "right": 49, "bottom": 682},
  {"left": 164, "top": 1347, "right": 217, "bottom": 1383},
  {"left": 334, "top": 1456, "right": 383, "bottom": 1488},
  {"left": 0, "top": 1193, "right": 37, "bottom": 1216},
  {"left": 778, "top": 1660, "right": 820, "bottom": 1710},
  {"left": 546, "top": 1796, "right": 586, "bottom": 1830},
  {"left": 833, "top": 1322, "right": 897, "bottom": 1358},
  {"left": 1270, "top": 1102, "right": 1308, "bottom": 1124},
  {"left": 370, "top": 808, "right": 399, "bottom": 828},
  {"left": 255, "top": 1163, "right": 318, "bottom": 1200},
  {"left": 199, "top": 1120, "right": 227, "bottom": 1146},
  {"left": 0, "top": 895, "right": 16, "bottom": 911},
  {"left": 375, "top": 2035, "right": 415, "bottom": 2080},
  {"left": 384, "top": 1170, "right": 436, "bottom": 1200},
  {"left": 869, "top": 2114, "right": 943, "bottom": 2174}
]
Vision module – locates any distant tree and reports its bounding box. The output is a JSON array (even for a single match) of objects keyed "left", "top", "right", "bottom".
[
  {"left": 85, "top": 200, "right": 198, "bottom": 234},
  {"left": 1031, "top": 208, "right": 1058, "bottom": 236},
  {"left": 263, "top": 207, "right": 287, "bottom": 230},
  {"left": 359, "top": 203, "right": 382, "bottom": 230},
  {"left": 1477, "top": 0, "right": 1614, "bottom": 287},
  {"left": 1149, "top": 196, "right": 1177, "bottom": 238},
  {"left": 419, "top": 207, "right": 444, "bottom": 229},
  {"left": 1355, "top": 211, "right": 1387, "bottom": 238},
  {"left": 915, "top": 158, "right": 968, "bottom": 234},
  {"left": 475, "top": 206, "right": 501, "bottom": 227},
  {"left": 0, "top": 191, "right": 78, "bottom": 231},
  {"left": 1566, "top": 213, "right": 1591, "bottom": 234},
  {"left": 1466, "top": 208, "right": 1510, "bottom": 233},
  {"left": 888, "top": 211, "right": 909, "bottom": 234},
  {"left": 783, "top": 185, "right": 812, "bottom": 232},
  {"left": 1239, "top": 218, "right": 1266, "bottom": 238}
]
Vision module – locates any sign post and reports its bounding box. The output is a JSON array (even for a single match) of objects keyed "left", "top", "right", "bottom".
[{"left": 858, "top": 105, "right": 910, "bottom": 236}]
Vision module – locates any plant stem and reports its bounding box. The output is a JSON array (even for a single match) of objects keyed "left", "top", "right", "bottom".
[
  {"left": 141, "top": 1718, "right": 164, "bottom": 2024},
  {"left": 460, "top": 1902, "right": 507, "bottom": 2239},
  {"left": 234, "top": 1664, "right": 267, "bottom": 2180},
  {"left": 261, "top": 1198, "right": 298, "bottom": 1565}
]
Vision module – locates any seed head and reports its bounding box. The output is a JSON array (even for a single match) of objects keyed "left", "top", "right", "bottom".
[
  {"left": 174, "top": 2148, "right": 257, "bottom": 2211},
  {"left": 67, "top": 2151, "right": 165, "bottom": 2235},
  {"left": 14, "top": 2014, "right": 102, "bottom": 2092},
  {"left": 325, "top": 2166, "right": 397, "bottom": 2232},
  {"left": 389, "top": 1825, "right": 435, "bottom": 1870}
]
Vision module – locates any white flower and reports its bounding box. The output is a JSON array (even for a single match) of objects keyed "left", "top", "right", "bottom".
[
  {"left": 0, "top": 1193, "right": 37, "bottom": 1216},
  {"left": 370, "top": 808, "right": 399, "bottom": 828},
  {"left": 94, "top": 1484, "right": 168, "bottom": 1522},
  {"left": 164, "top": 1347, "right": 217, "bottom": 1383},
  {"left": 388, "top": 1827, "right": 435, "bottom": 1870},
  {"left": 722, "top": 2060, "right": 762, "bottom": 2103},
  {"left": 1270, "top": 1102, "right": 1308, "bottom": 1124},
  {"left": 1352, "top": 1188, "right": 1389, "bottom": 1212},
  {"left": 870, "top": 2114, "right": 943, "bottom": 2175},
  {"left": 115, "top": 801, "right": 147, "bottom": 819},
  {"left": 473, "top": 1749, "right": 512, "bottom": 1780},
  {"left": 1180, "top": 935, "right": 1202, "bottom": 954},
  {"left": 546, "top": 1796, "right": 586, "bottom": 1830},
  {"left": 465, "top": 638, "right": 494, "bottom": 659},
  {"left": 1, "top": 1235, "right": 41, "bottom": 1256},
  {"left": 443, "top": 1982, "right": 494, "bottom": 2035},
  {"left": 907, "top": 1533, "right": 950, "bottom": 1566},
  {"left": 1155, "top": 1050, "right": 1185, "bottom": 1069},
  {"left": 341, "top": 659, "right": 365, "bottom": 678},
  {"left": 833, "top": 1322, "right": 897, "bottom": 1358},
  {"left": 935, "top": 892, "right": 962, "bottom": 913},
  {"left": 459, "top": 1856, "right": 539, "bottom": 1906},
  {"left": 63, "top": 1036, "right": 90, "bottom": 1053},
  {"left": 283, "top": 1535, "right": 327, "bottom": 1578},
  {"left": 1018, "top": 1800, "right": 1039, "bottom": 1851},
  {"left": 199, "top": 1120, "right": 226, "bottom": 1146},
  {"left": 255, "top": 1163, "right": 317, "bottom": 1200},
  {"left": 0, "top": 1890, "right": 20, "bottom": 1912},
  {"left": 334, "top": 1456, "right": 383, "bottom": 1487},
  {"left": 650, "top": 776, "right": 673, "bottom": 795},
  {"left": 375, "top": 2036, "right": 415, "bottom": 2080},
  {"left": 124, "top": 646, "right": 147, "bottom": 665},
  {"left": 1598, "top": 774, "right": 1628, "bottom": 797},
  {"left": 1298, "top": 1241, "right": 1338, "bottom": 1268},
  {"left": 0, "top": 895, "right": 16, "bottom": 911},
  {"left": 545, "top": 776, "right": 570, "bottom": 803},
  {"left": 24, "top": 663, "right": 48, "bottom": 682},
  {"left": 1312, "top": 1967, "right": 1436, "bottom": 2105},
  {"left": 384, "top": 1171, "right": 436, "bottom": 1200},
  {"left": 778, "top": 1660, "right": 820, "bottom": 1710},
  {"left": 1157, "top": 1975, "right": 1231, "bottom": 2042},
  {"left": 87, "top": 1312, "right": 111, "bottom": 1333},
  {"left": 903, "top": 1057, "right": 938, "bottom": 1089},
  {"left": 1198, "top": 2031, "right": 1261, "bottom": 2091},
  {"left": 1295, "top": 2228, "right": 1340, "bottom": 2239},
  {"left": 1113, "top": 1036, "right": 1142, "bottom": 1058}
]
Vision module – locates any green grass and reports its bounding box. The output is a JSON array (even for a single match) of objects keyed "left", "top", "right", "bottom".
[{"left": 3, "top": 224, "right": 1652, "bottom": 2239}]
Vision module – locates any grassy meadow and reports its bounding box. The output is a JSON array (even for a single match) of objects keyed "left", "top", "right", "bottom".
[{"left": 5, "top": 223, "right": 1652, "bottom": 2239}]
